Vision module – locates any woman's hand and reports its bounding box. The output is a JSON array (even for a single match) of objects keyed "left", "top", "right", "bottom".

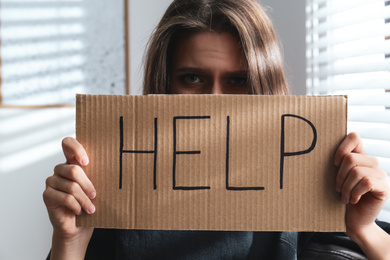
[
  {"left": 334, "top": 132, "right": 390, "bottom": 259},
  {"left": 43, "top": 137, "right": 96, "bottom": 260}
]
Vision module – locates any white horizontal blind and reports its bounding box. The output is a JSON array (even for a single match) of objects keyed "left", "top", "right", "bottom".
[{"left": 306, "top": 0, "right": 390, "bottom": 222}]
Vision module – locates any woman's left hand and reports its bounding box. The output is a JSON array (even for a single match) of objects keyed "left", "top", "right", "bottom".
[{"left": 334, "top": 132, "right": 390, "bottom": 240}]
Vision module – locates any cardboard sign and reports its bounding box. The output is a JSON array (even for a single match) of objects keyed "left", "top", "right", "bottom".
[{"left": 76, "top": 94, "right": 347, "bottom": 231}]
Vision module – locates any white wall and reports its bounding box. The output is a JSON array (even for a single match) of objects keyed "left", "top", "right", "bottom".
[
  {"left": 0, "top": 108, "right": 76, "bottom": 260},
  {"left": 259, "top": 0, "right": 307, "bottom": 95},
  {"left": 0, "top": 0, "right": 125, "bottom": 259},
  {"left": 129, "top": 0, "right": 173, "bottom": 95}
]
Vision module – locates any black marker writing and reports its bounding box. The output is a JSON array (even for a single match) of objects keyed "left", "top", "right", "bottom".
[
  {"left": 225, "top": 116, "right": 265, "bottom": 191},
  {"left": 173, "top": 116, "right": 211, "bottom": 190},
  {"left": 280, "top": 114, "right": 317, "bottom": 189},
  {"left": 119, "top": 116, "right": 158, "bottom": 190}
]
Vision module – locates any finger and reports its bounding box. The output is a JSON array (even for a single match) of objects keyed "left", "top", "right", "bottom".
[
  {"left": 46, "top": 175, "right": 96, "bottom": 214},
  {"left": 62, "top": 137, "right": 89, "bottom": 166},
  {"left": 340, "top": 166, "right": 369, "bottom": 204},
  {"left": 335, "top": 153, "right": 379, "bottom": 192},
  {"left": 340, "top": 166, "right": 386, "bottom": 204},
  {"left": 43, "top": 186, "right": 83, "bottom": 215},
  {"left": 54, "top": 164, "right": 96, "bottom": 199},
  {"left": 350, "top": 174, "right": 390, "bottom": 204},
  {"left": 334, "top": 132, "right": 365, "bottom": 167}
]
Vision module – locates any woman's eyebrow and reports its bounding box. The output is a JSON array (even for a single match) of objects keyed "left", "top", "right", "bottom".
[
  {"left": 174, "top": 67, "right": 209, "bottom": 74},
  {"left": 174, "top": 68, "right": 248, "bottom": 76},
  {"left": 223, "top": 70, "right": 248, "bottom": 77}
]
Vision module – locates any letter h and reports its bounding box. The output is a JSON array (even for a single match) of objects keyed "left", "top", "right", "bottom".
[{"left": 119, "top": 116, "right": 158, "bottom": 190}]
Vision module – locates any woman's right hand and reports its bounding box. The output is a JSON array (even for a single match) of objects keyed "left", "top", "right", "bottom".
[{"left": 43, "top": 137, "right": 96, "bottom": 259}]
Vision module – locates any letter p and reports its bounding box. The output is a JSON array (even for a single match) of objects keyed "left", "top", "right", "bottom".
[{"left": 280, "top": 114, "right": 317, "bottom": 189}]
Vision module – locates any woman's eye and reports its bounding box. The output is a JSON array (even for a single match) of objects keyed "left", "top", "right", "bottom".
[
  {"left": 181, "top": 74, "right": 201, "bottom": 84},
  {"left": 228, "top": 77, "right": 247, "bottom": 86}
]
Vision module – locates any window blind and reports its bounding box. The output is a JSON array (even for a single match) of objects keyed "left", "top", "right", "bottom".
[{"left": 306, "top": 0, "right": 390, "bottom": 222}]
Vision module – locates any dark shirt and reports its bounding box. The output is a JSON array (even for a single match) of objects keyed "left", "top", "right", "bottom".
[
  {"left": 86, "top": 229, "right": 297, "bottom": 259},
  {"left": 47, "top": 220, "right": 390, "bottom": 259}
]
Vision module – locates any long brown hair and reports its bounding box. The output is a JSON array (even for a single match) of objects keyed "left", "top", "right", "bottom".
[{"left": 143, "top": 0, "right": 289, "bottom": 95}]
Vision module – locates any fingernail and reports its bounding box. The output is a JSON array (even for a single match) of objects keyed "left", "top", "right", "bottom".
[
  {"left": 341, "top": 196, "right": 348, "bottom": 204},
  {"left": 90, "top": 192, "right": 96, "bottom": 199},
  {"left": 81, "top": 156, "right": 89, "bottom": 166},
  {"left": 88, "top": 204, "right": 95, "bottom": 214}
]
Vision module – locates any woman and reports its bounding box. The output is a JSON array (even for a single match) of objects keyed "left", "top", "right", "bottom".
[{"left": 44, "top": 0, "right": 390, "bottom": 259}]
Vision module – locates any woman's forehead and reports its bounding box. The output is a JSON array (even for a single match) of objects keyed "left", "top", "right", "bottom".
[{"left": 171, "top": 31, "right": 247, "bottom": 70}]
